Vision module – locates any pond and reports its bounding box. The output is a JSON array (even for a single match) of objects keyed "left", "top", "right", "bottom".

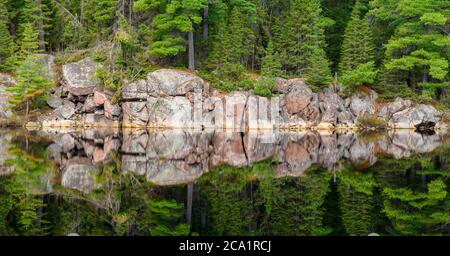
[{"left": 0, "top": 128, "right": 448, "bottom": 236}]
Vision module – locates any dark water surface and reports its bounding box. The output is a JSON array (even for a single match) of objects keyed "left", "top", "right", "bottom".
[{"left": 0, "top": 128, "right": 448, "bottom": 236}]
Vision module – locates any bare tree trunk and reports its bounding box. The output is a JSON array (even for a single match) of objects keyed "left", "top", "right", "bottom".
[
  {"left": 203, "top": 5, "right": 209, "bottom": 41},
  {"left": 121, "top": 0, "right": 125, "bottom": 16},
  {"left": 422, "top": 66, "right": 428, "bottom": 83},
  {"left": 80, "top": 0, "right": 84, "bottom": 24},
  {"left": 26, "top": 100, "right": 29, "bottom": 117},
  {"left": 188, "top": 31, "right": 195, "bottom": 71},
  {"left": 129, "top": 0, "right": 133, "bottom": 25},
  {"left": 186, "top": 183, "right": 194, "bottom": 226}
]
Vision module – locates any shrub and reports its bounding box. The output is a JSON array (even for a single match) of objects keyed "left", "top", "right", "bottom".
[
  {"left": 54, "top": 50, "right": 90, "bottom": 65},
  {"left": 356, "top": 115, "right": 387, "bottom": 129},
  {"left": 253, "top": 77, "right": 275, "bottom": 97},
  {"left": 199, "top": 63, "right": 251, "bottom": 92}
]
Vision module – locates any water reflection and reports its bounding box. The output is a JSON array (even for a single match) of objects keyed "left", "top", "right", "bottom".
[{"left": 0, "top": 129, "right": 448, "bottom": 236}]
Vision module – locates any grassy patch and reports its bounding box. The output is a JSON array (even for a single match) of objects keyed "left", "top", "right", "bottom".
[{"left": 356, "top": 115, "right": 387, "bottom": 130}]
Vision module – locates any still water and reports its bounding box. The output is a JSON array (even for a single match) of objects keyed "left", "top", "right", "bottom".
[{"left": 0, "top": 128, "right": 448, "bottom": 236}]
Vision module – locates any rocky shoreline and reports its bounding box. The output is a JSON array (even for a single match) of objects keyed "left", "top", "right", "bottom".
[{"left": 0, "top": 55, "right": 448, "bottom": 131}]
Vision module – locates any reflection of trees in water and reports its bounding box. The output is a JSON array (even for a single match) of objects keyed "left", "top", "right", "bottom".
[
  {"left": 337, "top": 168, "right": 376, "bottom": 236},
  {"left": 194, "top": 161, "right": 333, "bottom": 236},
  {"left": 0, "top": 139, "right": 449, "bottom": 236},
  {"left": 0, "top": 136, "right": 189, "bottom": 235},
  {"left": 258, "top": 170, "right": 333, "bottom": 236},
  {"left": 0, "top": 133, "right": 52, "bottom": 235},
  {"left": 372, "top": 144, "right": 450, "bottom": 235}
]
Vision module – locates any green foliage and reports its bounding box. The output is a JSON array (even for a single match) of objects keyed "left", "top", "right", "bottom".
[
  {"left": 0, "top": 133, "right": 449, "bottom": 236},
  {"left": 0, "top": 0, "right": 447, "bottom": 104},
  {"left": 84, "top": 0, "right": 117, "bottom": 38},
  {"left": 138, "top": 0, "right": 207, "bottom": 58},
  {"left": 18, "top": 22, "right": 42, "bottom": 58},
  {"left": 273, "top": 0, "right": 332, "bottom": 87},
  {"left": 0, "top": 135, "right": 53, "bottom": 235},
  {"left": 146, "top": 199, "right": 190, "bottom": 236},
  {"left": 200, "top": 63, "right": 253, "bottom": 92},
  {"left": 196, "top": 164, "right": 259, "bottom": 235},
  {"left": 253, "top": 77, "right": 275, "bottom": 97},
  {"left": 340, "top": 62, "right": 377, "bottom": 90},
  {"left": 322, "top": 0, "right": 356, "bottom": 72},
  {"left": 383, "top": 179, "right": 449, "bottom": 235},
  {"left": 7, "top": 25, "right": 52, "bottom": 114},
  {"left": 202, "top": 4, "right": 256, "bottom": 91},
  {"left": 339, "top": 1, "right": 374, "bottom": 72},
  {"left": 375, "top": 0, "right": 449, "bottom": 96},
  {"left": 7, "top": 56, "right": 51, "bottom": 112},
  {"left": 0, "top": 0, "right": 15, "bottom": 72},
  {"left": 259, "top": 171, "right": 333, "bottom": 236},
  {"left": 338, "top": 169, "right": 377, "bottom": 235},
  {"left": 260, "top": 41, "right": 282, "bottom": 78},
  {"left": 338, "top": 1, "right": 376, "bottom": 90}
]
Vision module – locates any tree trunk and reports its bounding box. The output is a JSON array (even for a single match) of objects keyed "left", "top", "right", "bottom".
[
  {"left": 188, "top": 30, "right": 195, "bottom": 71},
  {"left": 129, "top": 0, "right": 133, "bottom": 25},
  {"left": 422, "top": 66, "right": 428, "bottom": 83},
  {"left": 26, "top": 100, "right": 29, "bottom": 117},
  {"left": 203, "top": 5, "right": 209, "bottom": 41},
  {"left": 186, "top": 183, "right": 194, "bottom": 225},
  {"left": 80, "top": 0, "right": 84, "bottom": 24}
]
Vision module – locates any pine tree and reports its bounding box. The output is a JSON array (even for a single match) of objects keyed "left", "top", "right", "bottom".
[
  {"left": 6, "top": 23, "right": 51, "bottom": 115},
  {"left": 372, "top": 0, "right": 449, "bottom": 98},
  {"left": 144, "top": 0, "right": 207, "bottom": 70},
  {"left": 274, "top": 0, "right": 332, "bottom": 87},
  {"left": 261, "top": 41, "right": 282, "bottom": 77},
  {"left": 339, "top": 1, "right": 376, "bottom": 90},
  {"left": 0, "top": 0, "right": 15, "bottom": 72}
]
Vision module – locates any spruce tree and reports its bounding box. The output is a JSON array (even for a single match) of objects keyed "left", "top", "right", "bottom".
[
  {"left": 322, "top": 0, "right": 356, "bottom": 72},
  {"left": 203, "top": 4, "right": 256, "bottom": 91},
  {"left": 339, "top": 1, "right": 376, "bottom": 90},
  {"left": 85, "top": 0, "right": 117, "bottom": 38},
  {"left": 17, "top": 0, "right": 51, "bottom": 51},
  {"left": 207, "top": 4, "right": 255, "bottom": 70},
  {"left": 339, "top": 1, "right": 374, "bottom": 72},
  {"left": 6, "top": 23, "right": 51, "bottom": 115},
  {"left": 261, "top": 41, "right": 282, "bottom": 78},
  {"left": 0, "top": 0, "right": 15, "bottom": 72},
  {"left": 274, "top": 0, "right": 332, "bottom": 88}
]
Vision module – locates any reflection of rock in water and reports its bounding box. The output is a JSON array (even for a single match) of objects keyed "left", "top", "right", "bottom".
[
  {"left": 43, "top": 128, "right": 121, "bottom": 193},
  {"left": 61, "top": 157, "right": 99, "bottom": 193},
  {"left": 8, "top": 128, "right": 445, "bottom": 192},
  {"left": 118, "top": 129, "right": 445, "bottom": 183},
  {"left": 0, "top": 131, "right": 12, "bottom": 176},
  {"left": 121, "top": 130, "right": 212, "bottom": 185}
]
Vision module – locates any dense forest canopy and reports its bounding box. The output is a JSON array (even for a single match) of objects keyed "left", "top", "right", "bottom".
[{"left": 0, "top": 0, "right": 448, "bottom": 109}]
